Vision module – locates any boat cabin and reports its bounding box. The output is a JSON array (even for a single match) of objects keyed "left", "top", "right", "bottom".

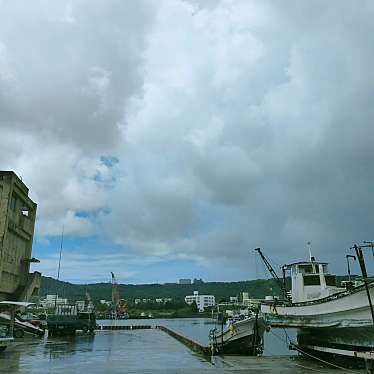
[{"left": 285, "top": 260, "right": 344, "bottom": 303}]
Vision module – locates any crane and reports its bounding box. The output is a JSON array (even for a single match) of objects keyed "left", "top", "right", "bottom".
[
  {"left": 111, "top": 272, "right": 128, "bottom": 318},
  {"left": 254, "top": 248, "right": 288, "bottom": 300},
  {"left": 111, "top": 272, "right": 120, "bottom": 319}
]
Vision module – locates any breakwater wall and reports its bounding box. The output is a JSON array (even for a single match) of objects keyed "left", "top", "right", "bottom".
[
  {"left": 99, "top": 325, "right": 152, "bottom": 330},
  {"left": 156, "top": 325, "right": 210, "bottom": 356}
]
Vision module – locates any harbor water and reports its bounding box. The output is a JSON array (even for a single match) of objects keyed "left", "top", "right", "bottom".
[
  {"left": 0, "top": 318, "right": 355, "bottom": 373},
  {"left": 98, "top": 318, "right": 298, "bottom": 356}
]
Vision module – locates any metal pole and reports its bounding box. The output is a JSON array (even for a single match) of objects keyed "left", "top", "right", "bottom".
[
  {"left": 55, "top": 225, "right": 64, "bottom": 309},
  {"left": 353, "top": 244, "right": 374, "bottom": 324},
  {"left": 346, "top": 254, "right": 356, "bottom": 282},
  {"left": 221, "top": 314, "right": 224, "bottom": 350},
  {"left": 282, "top": 265, "right": 287, "bottom": 300}
]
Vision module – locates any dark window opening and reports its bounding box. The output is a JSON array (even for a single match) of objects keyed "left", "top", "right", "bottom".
[
  {"left": 10, "top": 195, "right": 16, "bottom": 211},
  {"left": 325, "top": 275, "right": 337, "bottom": 286},
  {"left": 303, "top": 275, "right": 321, "bottom": 286}
]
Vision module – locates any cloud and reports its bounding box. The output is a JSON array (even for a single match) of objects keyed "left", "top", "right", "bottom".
[
  {"left": 0, "top": 0, "right": 155, "bottom": 236},
  {"left": 2, "top": 0, "right": 374, "bottom": 281},
  {"left": 102, "top": 0, "right": 374, "bottom": 274}
]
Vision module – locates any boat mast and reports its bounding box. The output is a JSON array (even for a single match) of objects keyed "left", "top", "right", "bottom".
[
  {"left": 254, "top": 248, "right": 287, "bottom": 300},
  {"left": 55, "top": 225, "right": 64, "bottom": 309},
  {"left": 352, "top": 243, "right": 374, "bottom": 324}
]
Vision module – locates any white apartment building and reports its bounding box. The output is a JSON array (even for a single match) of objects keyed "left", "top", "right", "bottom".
[
  {"left": 185, "top": 291, "right": 215, "bottom": 312},
  {"left": 40, "top": 294, "right": 68, "bottom": 308}
]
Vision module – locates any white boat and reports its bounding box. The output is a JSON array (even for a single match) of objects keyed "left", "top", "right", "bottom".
[
  {"left": 261, "top": 260, "right": 373, "bottom": 327},
  {"left": 259, "top": 254, "right": 374, "bottom": 367},
  {"left": 210, "top": 310, "right": 266, "bottom": 355}
]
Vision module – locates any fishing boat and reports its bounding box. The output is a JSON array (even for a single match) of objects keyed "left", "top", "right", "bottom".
[
  {"left": 209, "top": 308, "right": 266, "bottom": 355},
  {"left": 256, "top": 244, "right": 374, "bottom": 368}
]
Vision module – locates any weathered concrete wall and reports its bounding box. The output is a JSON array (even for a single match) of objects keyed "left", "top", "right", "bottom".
[{"left": 0, "top": 171, "right": 40, "bottom": 301}]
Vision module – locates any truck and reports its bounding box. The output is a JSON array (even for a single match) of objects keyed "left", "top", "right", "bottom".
[{"left": 47, "top": 304, "right": 97, "bottom": 336}]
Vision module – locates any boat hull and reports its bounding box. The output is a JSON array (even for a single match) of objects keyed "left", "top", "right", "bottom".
[
  {"left": 294, "top": 327, "right": 374, "bottom": 369},
  {"left": 261, "top": 283, "right": 374, "bottom": 328},
  {"left": 213, "top": 317, "right": 266, "bottom": 355}
]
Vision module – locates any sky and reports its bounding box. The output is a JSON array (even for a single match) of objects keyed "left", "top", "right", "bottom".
[{"left": 1, "top": 0, "right": 374, "bottom": 284}]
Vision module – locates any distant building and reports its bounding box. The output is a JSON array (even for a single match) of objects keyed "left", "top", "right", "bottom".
[
  {"left": 240, "top": 292, "right": 262, "bottom": 308},
  {"left": 193, "top": 278, "right": 204, "bottom": 285},
  {"left": 155, "top": 298, "right": 163, "bottom": 303},
  {"left": 134, "top": 298, "right": 141, "bottom": 304},
  {"left": 40, "top": 294, "right": 68, "bottom": 308},
  {"left": 0, "top": 171, "right": 40, "bottom": 301},
  {"left": 241, "top": 292, "right": 249, "bottom": 302},
  {"left": 76, "top": 300, "right": 85, "bottom": 311},
  {"left": 185, "top": 291, "right": 215, "bottom": 312},
  {"left": 99, "top": 299, "right": 111, "bottom": 305},
  {"left": 179, "top": 278, "right": 191, "bottom": 285},
  {"left": 229, "top": 296, "right": 239, "bottom": 303}
]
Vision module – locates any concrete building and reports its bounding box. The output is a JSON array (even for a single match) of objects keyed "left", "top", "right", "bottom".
[
  {"left": 76, "top": 300, "right": 85, "bottom": 311},
  {"left": 179, "top": 278, "right": 191, "bottom": 285},
  {"left": 0, "top": 171, "right": 40, "bottom": 301},
  {"left": 185, "top": 291, "right": 215, "bottom": 312},
  {"left": 229, "top": 296, "right": 239, "bottom": 303},
  {"left": 40, "top": 294, "right": 68, "bottom": 308}
]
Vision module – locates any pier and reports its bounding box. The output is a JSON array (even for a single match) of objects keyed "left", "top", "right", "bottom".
[
  {"left": 99, "top": 324, "right": 152, "bottom": 331},
  {"left": 98, "top": 324, "right": 211, "bottom": 355},
  {"left": 1, "top": 327, "right": 348, "bottom": 373}
]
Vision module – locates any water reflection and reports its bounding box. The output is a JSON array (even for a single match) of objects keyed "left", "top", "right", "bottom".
[
  {"left": 44, "top": 334, "right": 95, "bottom": 360},
  {"left": 0, "top": 329, "right": 209, "bottom": 373}
]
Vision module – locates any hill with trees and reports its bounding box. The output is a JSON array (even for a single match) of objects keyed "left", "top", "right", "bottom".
[{"left": 40, "top": 275, "right": 350, "bottom": 303}]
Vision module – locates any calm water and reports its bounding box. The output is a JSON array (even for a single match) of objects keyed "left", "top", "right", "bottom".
[
  {"left": 0, "top": 318, "right": 347, "bottom": 373},
  {"left": 98, "top": 318, "right": 297, "bottom": 356}
]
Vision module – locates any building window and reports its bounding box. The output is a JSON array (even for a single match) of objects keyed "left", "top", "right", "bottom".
[{"left": 10, "top": 195, "right": 16, "bottom": 211}]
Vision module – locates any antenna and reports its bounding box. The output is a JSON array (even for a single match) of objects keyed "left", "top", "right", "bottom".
[
  {"left": 55, "top": 224, "right": 64, "bottom": 309},
  {"left": 307, "top": 241, "right": 312, "bottom": 261},
  {"left": 56, "top": 225, "right": 64, "bottom": 282}
]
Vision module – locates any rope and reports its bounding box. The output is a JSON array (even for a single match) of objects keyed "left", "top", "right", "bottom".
[
  {"left": 292, "top": 362, "right": 336, "bottom": 373},
  {"left": 269, "top": 330, "right": 362, "bottom": 373}
]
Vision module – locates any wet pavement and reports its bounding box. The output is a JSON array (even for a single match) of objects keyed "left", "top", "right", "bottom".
[{"left": 0, "top": 329, "right": 354, "bottom": 373}]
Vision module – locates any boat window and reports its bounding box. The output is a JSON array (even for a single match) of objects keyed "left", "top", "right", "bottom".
[
  {"left": 325, "top": 275, "right": 336, "bottom": 286},
  {"left": 303, "top": 275, "right": 320, "bottom": 286},
  {"left": 299, "top": 264, "right": 313, "bottom": 274}
]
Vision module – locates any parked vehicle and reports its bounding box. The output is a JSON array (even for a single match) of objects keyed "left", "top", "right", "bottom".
[{"left": 47, "top": 304, "right": 97, "bottom": 336}]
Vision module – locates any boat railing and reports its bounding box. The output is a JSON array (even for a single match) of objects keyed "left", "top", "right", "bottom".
[{"left": 263, "top": 279, "right": 374, "bottom": 308}]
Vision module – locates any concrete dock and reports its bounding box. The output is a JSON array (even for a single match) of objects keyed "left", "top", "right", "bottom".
[{"left": 0, "top": 329, "right": 350, "bottom": 373}]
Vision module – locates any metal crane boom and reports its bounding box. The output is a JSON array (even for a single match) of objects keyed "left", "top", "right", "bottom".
[
  {"left": 254, "top": 247, "right": 286, "bottom": 298},
  {"left": 111, "top": 272, "right": 120, "bottom": 313}
]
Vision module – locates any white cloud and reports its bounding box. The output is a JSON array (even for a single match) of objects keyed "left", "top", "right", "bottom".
[{"left": 2, "top": 0, "right": 374, "bottom": 280}]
